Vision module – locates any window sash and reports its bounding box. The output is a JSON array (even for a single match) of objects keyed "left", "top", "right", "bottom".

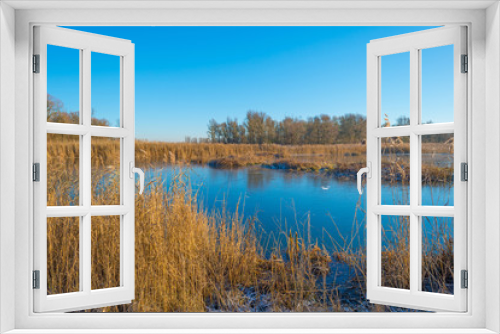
[
  {"left": 366, "top": 26, "right": 468, "bottom": 312},
  {"left": 33, "top": 26, "right": 135, "bottom": 313}
]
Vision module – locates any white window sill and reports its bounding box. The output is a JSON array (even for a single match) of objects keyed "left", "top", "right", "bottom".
[{"left": 4, "top": 330, "right": 498, "bottom": 334}]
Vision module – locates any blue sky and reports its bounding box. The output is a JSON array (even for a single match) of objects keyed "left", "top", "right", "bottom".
[{"left": 48, "top": 26, "right": 453, "bottom": 141}]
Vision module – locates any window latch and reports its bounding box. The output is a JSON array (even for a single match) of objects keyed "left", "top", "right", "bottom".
[
  {"left": 129, "top": 162, "right": 145, "bottom": 194},
  {"left": 357, "top": 162, "right": 372, "bottom": 195}
]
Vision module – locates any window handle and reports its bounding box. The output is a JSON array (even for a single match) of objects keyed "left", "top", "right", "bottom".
[
  {"left": 129, "top": 162, "right": 145, "bottom": 194},
  {"left": 357, "top": 162, "right": 371, "bottom": 195}
]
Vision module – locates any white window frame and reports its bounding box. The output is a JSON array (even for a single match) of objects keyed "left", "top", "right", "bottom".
[
  {"left": 33, "top": 26, "right": 136, "bottom": 313},
  {"left": 0, "top": 1, "right": 498, "bottom": 333}
]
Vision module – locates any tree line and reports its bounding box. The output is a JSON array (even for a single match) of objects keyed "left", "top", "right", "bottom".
[
  {"left": 48, "top": 94, "right": 448, "bottom": 145},
  {"left": 47, "top": 94, "right": 111, "bottom": 127},
  {"left": 205, "top": 111, "right": 367, "bottom": 145}
]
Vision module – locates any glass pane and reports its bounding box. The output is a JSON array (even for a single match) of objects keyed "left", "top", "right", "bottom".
[
  {"left": 47, "top": 217, "right": 80, "bottom": 295},
  {"left": 47, "top": 45, "right": 80, "bottom": 124},
  {"left": 421, "top": 216, "right": 454, "bottom": 294},
  {"left": 421, "top": 134, "right": 454, "bottom": 206},
  {"left": 421, "top": 45, "right": 454, "bottom": 124},
  {"left": 47, "top": 134, "right": 80, "bottom": 206},
  {"left": 381, "top": 52, "right": 410, "bottom": 127},
  {"left": 381, "top": 136, "right": 410, "bottom": 205},
  {"left": 91, "top": 215, "right": 121, "bottom": 290},
  {"left": 92, "top": 137, "right": 120, "bottom": 205},
  {"left": 91, "top": 52, "right": 121, "bottom": 127},
  {"left": 381, "top": 215, "right": 410, "bottom": 290}
]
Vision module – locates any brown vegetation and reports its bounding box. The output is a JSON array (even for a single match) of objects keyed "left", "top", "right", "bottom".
[
  {"left": 47, "top": 136, "right": 454, "bottom": 186},
  {"left": 135, "top": 141, "right": 367, "bottom": 166},
  {"left": 47, "top": 166, "right": 346, "bottom": 312}
]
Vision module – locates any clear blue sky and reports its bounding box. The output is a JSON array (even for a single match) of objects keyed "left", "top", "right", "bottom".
[{"left": 48, "top": 26, "right": 453, "bottom": 141}]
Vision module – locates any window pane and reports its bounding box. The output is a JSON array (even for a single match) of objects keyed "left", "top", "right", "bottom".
[
  {"left": 47, "top": 134, "right": 80, "bottom": 206},
  {"left": 421, "top": 216, "right": 454, "bottom": 295},
  {"left": 381, "top": 215, "right": 410, "bottom": 290},
  {"left": 47, "top": 217, "right": 80, "bottom": 295},
  {"left": 47, "top": 45, "right": 80, "bottom": 124},
  {"left": 421, "top": 45, "right": 454, "bottom": 124},
  {"left": 381, "top": 136, "right": 410, "bottom": 205},
  {"left": 421, "top": 134, "right": 454, "bottom": 206},
  {"left": 381, "top": 52, "right": 410, "bottom": 127},
  {"left": 92, "top": 137, "right": 120, "bottom": 205},
  {"left": 91, "top": 215, "right": 121, "bottom": 290},
  {"left": 91, "top": 52, "right": 121, "bottom": 127}
]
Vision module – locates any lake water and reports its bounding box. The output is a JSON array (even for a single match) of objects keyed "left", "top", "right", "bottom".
[{"left": 145, "top": 165, "right": 454, "bottom": 252}]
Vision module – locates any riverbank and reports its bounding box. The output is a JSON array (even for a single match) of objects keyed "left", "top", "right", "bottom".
[
  {"left": 136, "top": 142, "right": 452, "bottom": 183},
  {"left": 135, "top": 141, "right": 368, "bottom": 166},
  {"left": 46, "top": 138, "right": 453, "bottom": 183}
]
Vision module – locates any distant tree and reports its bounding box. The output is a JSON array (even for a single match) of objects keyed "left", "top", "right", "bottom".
[
  {"left": 226, "top": 117, "right": 240, "bottom": 144},
  {"left": 264, "top": 117, "right": 276, "bottom": 144},
  {"left": 91, "top": 108, "right": 110, "bottom": 126},
  {"left": 47, "top": 94, "right": 79, "bottom": 124},
  {"left": 320, "top": 114, "right": 338, "bottom": 144},
  {"left": 290, "top": 119, "right": 307, "bottom": 145},
  {"left": 220, "top": 122, "right": 229, "bottom": 144},
  {"left": 245, "top": 111, "right": 267, "bottom": 144},
  {"left": 338, "top": 114, "right": 366, "bottom": 144},
  {"left": 207, "top": 119, "right": 219, "bottom": 143},
  {"left": 396, "top": 116, "right": 410, "bottom": 126},
  {"left": 47, "top": 94, "right": 108, "bottom": 126},
  {"left": 238, "top": 125, "right": 247, "bottom": 144},
  {"left": 275, "top": 121, "right": 284, "bottom": 144},
  {"left": 306, "top": 116, "right": 322, "bottom": 144},
  {"left": 281, "top": 117, "right": 295, "bottom": 145}
]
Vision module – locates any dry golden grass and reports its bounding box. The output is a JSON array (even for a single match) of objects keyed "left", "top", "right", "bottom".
[
  {"left": 331, "top": 214, "right": 454, "bottom": 301},
  {"left": 47, "top": 137, "right": 453, "bottom": 183},
  {"left": 47, "top": 217, "right": 80, "bottom": 295},
  {"left": 135, "top": 141, "right": 366, "bottom": 164},
  {"left": 46, "top": 152, "right": 340, "bottom": 311},
  {"left": 47, "top": 171, "right": 341, "bottom": 312},
  {"left": 381, "top": 216, "right": 411, "bottom": 290}
]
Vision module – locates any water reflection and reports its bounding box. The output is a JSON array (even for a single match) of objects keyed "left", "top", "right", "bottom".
[
  {"left": 246, "top": 168, "right": 275, "bottom": 190},
  {"left": 147, "top": 165, "right": 454, "bottom": 251}
]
